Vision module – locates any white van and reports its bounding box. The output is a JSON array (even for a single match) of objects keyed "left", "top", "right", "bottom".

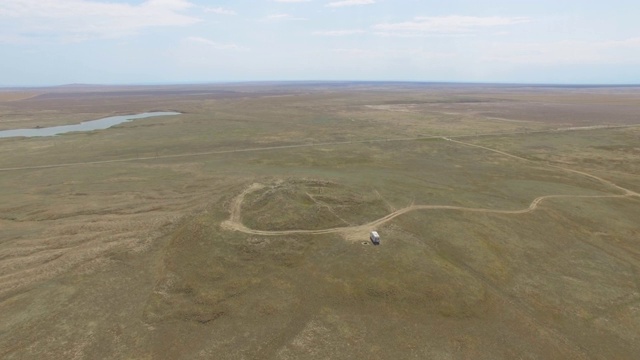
[{"left": 370, "top": 231, "right": 380, "bottom": 245}]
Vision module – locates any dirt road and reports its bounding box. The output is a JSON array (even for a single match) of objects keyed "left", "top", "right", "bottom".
[
  {"left": 222, "top": 139, "right": 638, "bottom": 239},
  {"left": 2, "top": 124, "right": 639, "bottom": 172}
]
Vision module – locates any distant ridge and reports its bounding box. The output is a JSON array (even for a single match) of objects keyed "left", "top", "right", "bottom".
[{"left": 2, "top": 81, "right": 640, "bottom": 92}]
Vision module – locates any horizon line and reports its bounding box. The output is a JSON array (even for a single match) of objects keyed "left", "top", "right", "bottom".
[{"left": 2, "top": 80, "right": 640, "bottom": 90}]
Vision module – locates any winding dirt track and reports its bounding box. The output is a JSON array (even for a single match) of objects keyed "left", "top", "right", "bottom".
[
  {"left": 2, "top": 124, "right": 638, "bottom": 172},
  {"left": 448, "top": 138, "right": 639, "bottom": 197},
  {"left": 221, "top": 139, "right": 639, "bottom": 239}
]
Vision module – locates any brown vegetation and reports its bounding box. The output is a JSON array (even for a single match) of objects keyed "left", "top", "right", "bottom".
[{"left": 1, "top": 83, "right": 639, "bottom": 359}]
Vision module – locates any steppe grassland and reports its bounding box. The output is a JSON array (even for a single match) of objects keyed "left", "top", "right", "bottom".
[{"left": 0, "top": 85, "right": 639, "bottom": 359}]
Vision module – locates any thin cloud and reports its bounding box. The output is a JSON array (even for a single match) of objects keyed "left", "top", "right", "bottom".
[
  {"left": 273, "top": 0, "right": 311, "bottom": 2},
  {"left": 0, "top": 0, "right": 200, "bottom": 43},
  {"left": 185, "top": 36, "right": 247, "bottom": 51},
  {"left": 331, "top": 48, "right": 378, "bottom": 57},
  {"left": 331, "top": 47, "right": 455, "bottom": 62},
  {"left": 483, "top": 37, "right": 640, "bottom": 65},
  {"left": 374, "top": 15, "right": 530, "bottom": 36},
  {"left": 327, "top": 0, "right": 375, "bottom": 7},
  {"left": 263, "top": 13, "right": 307, "bottom": 21},
  {"left": 313, "top": 29, "right": 365, "bottom": 36},
  {"left": 0, "top": 34, "right": 32, "bottom": 44},
  {"left": 204, "top": 7, "right": 236, "bottom": 15}
]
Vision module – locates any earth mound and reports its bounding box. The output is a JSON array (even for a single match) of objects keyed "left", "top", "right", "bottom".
[{"left": 241, "top": 179, "right": 390, "bottom": 231}]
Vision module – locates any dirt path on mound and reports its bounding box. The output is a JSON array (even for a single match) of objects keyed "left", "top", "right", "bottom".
[
  {"left": 221, "top": 190, "right": 631, "bottom": 240},
  {"left": 221, "top": 140, "right": 639, "bottom": 240},
  {"left": 227, "top": 183, "right": 265, "bottom": 224}
]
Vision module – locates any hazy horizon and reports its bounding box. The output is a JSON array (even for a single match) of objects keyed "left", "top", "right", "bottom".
[
  {"left": 2, "top": 0, "right": 639, "bottom": 86},
  {"left": 5, "top": 80, "right": 640, "bottom": 90}
]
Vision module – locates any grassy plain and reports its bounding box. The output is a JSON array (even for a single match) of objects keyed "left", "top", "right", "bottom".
[{"left": 1, "top": 83, "right": 639, "bottom": 359}]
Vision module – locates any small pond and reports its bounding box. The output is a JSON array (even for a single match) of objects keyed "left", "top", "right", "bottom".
[{"left": 0, "top": 112, "right": 181, "bottom": 139}]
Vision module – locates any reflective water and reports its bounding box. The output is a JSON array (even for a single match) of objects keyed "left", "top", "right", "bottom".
[{"left": 0, "top": 112, "right": 180, "bottom": 139}]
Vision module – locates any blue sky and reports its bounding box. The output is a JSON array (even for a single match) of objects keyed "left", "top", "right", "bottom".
[{"left": 1, "top": 0, "right": 639, "bottom": 86}]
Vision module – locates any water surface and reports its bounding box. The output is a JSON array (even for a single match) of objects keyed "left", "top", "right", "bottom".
[{"left": 0, "top": 112, "right": 180, "bottom": 139}]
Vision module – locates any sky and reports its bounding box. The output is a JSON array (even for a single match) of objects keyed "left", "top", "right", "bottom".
[{"left": 1, "top": 0, "right": 639, "bottom": 86}]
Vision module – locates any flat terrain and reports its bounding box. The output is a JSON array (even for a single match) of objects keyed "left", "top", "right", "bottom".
[{"left": 1, "top": 83, "right": 639, "bottom": 359}]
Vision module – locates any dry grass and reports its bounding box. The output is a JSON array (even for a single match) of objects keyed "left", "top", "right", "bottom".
[
  {"left": 0, "top": 91, "right": 42, "bottom": 102},
  {"left": 0, "top": 83, "right": 639, "bottom": 359}
]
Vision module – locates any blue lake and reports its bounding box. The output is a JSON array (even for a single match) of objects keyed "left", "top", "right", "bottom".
[{"left": 0, "top": 112, "right": 181, "bottom": 139}]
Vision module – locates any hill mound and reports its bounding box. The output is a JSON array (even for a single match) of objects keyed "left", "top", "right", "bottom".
[{"left": 240, "top": 179, "right": 390, "bottom": 231}]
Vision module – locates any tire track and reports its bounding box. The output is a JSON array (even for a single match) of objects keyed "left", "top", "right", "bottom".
[
  {"left": 221, "top": 189, "right": 631, "bottom": 238},
  {"left": 447, "top": 138, "right": 639, "bottom": 197},
  {"left": 221, "top": 138, "right": 638, "bottom": 237},
  {"left": 2, "top": 123, "right": 639, "bottom": 173},
  {"left": 217, "top": 140, "right": 639, "bottom": 358}
]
